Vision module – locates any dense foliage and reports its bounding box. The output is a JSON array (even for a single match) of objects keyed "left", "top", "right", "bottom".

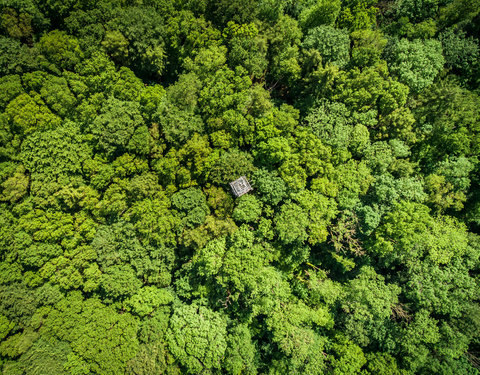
[{"left": 1, "top": 0, "right": 480, "bottom": 374}]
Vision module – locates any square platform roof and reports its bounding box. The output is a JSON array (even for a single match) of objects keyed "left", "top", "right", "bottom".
[{"left": 229, "top": 176, "right": 252, "bottom": 197}]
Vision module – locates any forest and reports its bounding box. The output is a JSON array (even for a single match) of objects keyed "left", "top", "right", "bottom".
[{"left": 0, "top": 0, "right": 479, "bottom": 373}]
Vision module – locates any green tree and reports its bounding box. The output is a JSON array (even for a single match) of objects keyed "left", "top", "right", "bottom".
[
  {"left": 101, "top": 29, "right": 129, "bottom": 64},
  {"left": 1, "top": 7, "right": 34, "bottom": 41},
  {"left": 0, "top": 74, "right": 24, "bottom": 110},
  {"left": 37, "top": 30, "right": 83, "bottom": 70},
  {"left": 232, "top": 194, "right": 262, "bottom": 223},
  {"left": 405, "top": 258, "right": 477, "bottom": 317},
  {"left": 298, "top": 0, "right": 341, "bottom": 29},
  {"left": 164, "top": 10, "right": 221, "bottom": 79},
  {"left": 395, "top": 0, "right": 440, "bottom": 22},
  {"left": 209, "top": 0, "right": 261, "bottom": 25},
  {"left": 251, "top": 168, "right": 286, "bottom": 205},
  {"left": 4, "top": 92, "right": 61, "bottom": 136},
  {"left": 224, "top": 324, "right": 257, "bottom": 375},
  {"left": 437, "top": 0, "right": 480, "bottom": 29},
  {"left": 328, "top": 335, "right": 366, "bottom": 375},
  {"left": 156, "top": 102, "right": 205, "bottom": 146},
  {"left": 208, "top": 148, "right": 256, "bottom": 184},
  {"left": 341, "top": 266, "right": 401, "bottom": 349},
  {"left": 125, "top": 286, "right": 174, "bottom": 317},
  {"left": 100, "top": 264, "right": 142, "bottom": 299},
  {"left": 106, "top": 6, "right": 167, "bottom": 78},
  {"left": 440, "top": 29, "right": 479, "bottom": 81},
  {"left": 88, "top": 97, "right": 151, "bottom": 157},
  {"left": 364, "top": 352, "right": 405, "bottom": 375},
  {"left": 191, "top": 225, "right": 273, "bottom": 302},
  {"left": 166, "top": 303, "right": 228, "bottom": 374},
  {"left": 385, "top": 38, "right": 444, "bottom": 93},
  {"left": 2, "top": 337, "right": 72, "bottom": 375},
  {"left": 223, "top": 21, "right": 268, "bottom": 79},
  {"left": 411, "top": 79, "right": 480, "bottom": 165},
  {"left": 0, "top": 36, "right": 39, "bottom": 75},
  {"left": 399, "top": 309, "right": 440, "bottom": 372},
  {"left": 42, "top": 292, "right": 139, "bottom": 375},
  {"left": 350, "top": 29, "right": 387, "bottom": 68},
  {"left": 264, "top": 15, "right": 302, "bottom": 85},
  {"left": 172, "top": 187, "right": 210, "bottom": 228},
  {"left": 19, "top": 121, "right": 91, "bottom": 198},
  {"left": 338, "top": 0, "right": 378, "bottom": 31},
  {"left": 0, "top": 164, "right": 29, "bottom": 203},
  {"left": 303, "top": 26, "right": 350, "bottom": 68},
  {"left": 275, "top": 202, "right": 309, "bottom": 244},
  {"left": 92, "top": 221, "right": 175, "bottom": 287}
]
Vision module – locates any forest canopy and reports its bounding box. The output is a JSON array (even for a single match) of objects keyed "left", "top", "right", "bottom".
[{"left": 0, "top": 0, "right": 480, "bottom": 374}]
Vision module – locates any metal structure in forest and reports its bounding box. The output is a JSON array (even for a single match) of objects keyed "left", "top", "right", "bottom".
[{"left": 229, "top": 176, "right": 252, "bottom": 198}]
